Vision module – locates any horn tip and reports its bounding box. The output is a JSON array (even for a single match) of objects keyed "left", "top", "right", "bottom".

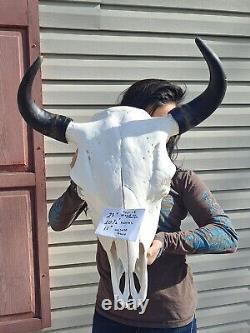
[
  {"left": 35, "top": 55, "right": 43, "bottom": 66},
  {"left": 195, "top": 37, "right": 205, "bottom": 48},
  {"left": 28, "top": 56, "right": 43, "bottom": 75}
]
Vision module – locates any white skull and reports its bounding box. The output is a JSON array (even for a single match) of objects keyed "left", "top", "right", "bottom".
[{"left": 66, "top": 106, "right": 179, "bottom": 303}]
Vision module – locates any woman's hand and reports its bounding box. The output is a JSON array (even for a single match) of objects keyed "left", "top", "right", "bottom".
[{"left": 147, "top": 239, "right": 163, "bottom": 265}]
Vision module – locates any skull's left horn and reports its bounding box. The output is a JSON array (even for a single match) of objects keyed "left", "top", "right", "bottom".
[
  {"left": 170, "top": 37, "right": 227, "bottom": 134},
  {"left": 17, "top": 57, "right": 72, "bottom": 143}
]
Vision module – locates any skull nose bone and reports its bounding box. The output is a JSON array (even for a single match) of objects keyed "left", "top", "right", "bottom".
[{"left": 111, "top": 240, "right": 148, "bottom": 304}]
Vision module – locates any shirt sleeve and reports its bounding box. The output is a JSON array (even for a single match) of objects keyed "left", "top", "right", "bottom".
[{"left": 154, "top": 170, "right": 239, "bottom": 255}]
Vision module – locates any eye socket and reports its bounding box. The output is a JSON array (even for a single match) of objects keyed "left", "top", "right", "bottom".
[{"left": 148, "top": 170, "right": 172, "bottom": 201}]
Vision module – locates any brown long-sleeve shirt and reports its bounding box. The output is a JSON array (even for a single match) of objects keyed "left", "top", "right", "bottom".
[
  {"left": 94, "top": 169, "right": 238, "bottom": 328},
  {"left": 49, "top": 168, "right": 238, "bottom": 328}
]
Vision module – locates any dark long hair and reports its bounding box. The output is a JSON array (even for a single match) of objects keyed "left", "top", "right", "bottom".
[{"left": 118, "top": 79, "right": 186, "bottom": 161}]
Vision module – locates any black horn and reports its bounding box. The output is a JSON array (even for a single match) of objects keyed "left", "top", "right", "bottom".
[
  {"left": 170, "top": 37, "right": 227, "bottom": 134},
  {"left": 17, "top": 57, "right": 72, "bottom": 143}
]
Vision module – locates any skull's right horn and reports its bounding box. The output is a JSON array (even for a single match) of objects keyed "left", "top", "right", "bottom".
[
  {"left": 170, "top": 37, "right": 227, "bottom": 134},
  {"left": 17, "top": 56, "right": 72, "bottom": 143}
]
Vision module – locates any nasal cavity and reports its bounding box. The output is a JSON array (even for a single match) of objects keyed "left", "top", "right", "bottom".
[
  {"left": 119, "top": 272, "right": 140, "bottom": 295},
  {"left": 132, "top": 272, "right": 141, "bottom": 293}
]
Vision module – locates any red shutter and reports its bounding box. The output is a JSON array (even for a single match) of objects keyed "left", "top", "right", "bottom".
[{"left": 0, "top": 1, "right": 51, "bottom": 332}]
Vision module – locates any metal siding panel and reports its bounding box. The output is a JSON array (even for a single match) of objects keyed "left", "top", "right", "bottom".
[
  {"left": 199, "top": 323, "right": 249, "bottom": 333},
  {"left": 188, "top": 251, "right": 250, "bottom": 272},
  {"left": 45, "top": 156, "right": 71, "bottom": 177},
  {"left": 199, "top": 107, "right": 250, "bottom": 127},
  {"left": 233, "top": 230, "right": 249, "bottom": 250},
  {"left": 195, "top": 268, "right": 250, "bottom": 291},
  {"left": 46, "top": 327, "right": 92, "bottom": 333},
  {"left": 196, "top": 171, "right": 250, "bottom": 191},
  {"left": 213, "top": 190, "right": 250, "bottom": 210},
  {"left": 197, "top": 304, "right": 250, "bottom": 328},
  {"left": 46, "top": 180, "right": 71, "bottom": 201},
  {"left": 180, "top": 129, "right": 250, "bottom": 149},
  {"left": 100, "top": 10, "right": 250, "bottom": 36},
  {"left": 227, "top": 211, "right": 250, "bottom": 229},
  {"left": 51, "top": 285, "right": 98, "bottom": 309},
  {"left": 40, "top": 1, "right": 250, "bottom": 332},
  {"left": 45, "top": 136, "right": 76, "bottom": 154},
  {"left": 49, "top": 244, "right": 97, "bottom": 267},
  {"left": 102, "top": 0, "right": 250, "bottom": 13},
  {"left": 48, "top": 224, "right": 96, "bottom": 245},
  {"left": 178, "top": 150, "right": 250, "bottom": 171},
  {"left": 198, "top": 288, "right": 250, "bottom": 309},
  {"left": 39, "top": 3, "right": 100, "bottom": 30},
  {"left": 49, "top": 265, "right": 99, "bottom": 288},
  {"left": 40, "top": 0, "right": 250, "bottom": 13},
  {"left": 42, "top": 58, "right": 250, "bottom": 82},
  {"left": 42, "top": 84, "right": 250, "bottom": 105},
  {"left": 41, "top": 33, "right": 250, "bottom": 59},
  {"left": 62, "top": 0, "right": 99, "bottom": 2},
  {"left": 48, "top": 306, "right": 94, "bottom": 330},
  {"left": 46, "top": 328, "right": 92, "bottom": 333},
  {"left": 40, "top": 5, "right": 250, "bottom": 37}
]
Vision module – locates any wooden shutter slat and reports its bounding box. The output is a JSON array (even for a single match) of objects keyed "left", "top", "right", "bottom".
[
  {"left": 0, "top": 30, "right": 30, "bottom": 172},
  {"left": 0, "top": 173, "right": 36, "bottom": 188},
  {"left": 0, "top": 191, "right": 35, "bottom": 317},
  {"left": 0, "top": 318, "right": 41, "bottom": 333},
  {"left": 0, "top": 0, "right": 28, "bottom": 27}
]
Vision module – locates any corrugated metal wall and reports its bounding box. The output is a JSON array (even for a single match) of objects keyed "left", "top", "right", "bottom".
[{"left": 39, "top": 1, "right": 250, "bottom": 332}]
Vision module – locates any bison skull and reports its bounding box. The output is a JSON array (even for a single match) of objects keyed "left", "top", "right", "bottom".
[{"left": 66, "top": 106, "right": 178, "bottom": 302}]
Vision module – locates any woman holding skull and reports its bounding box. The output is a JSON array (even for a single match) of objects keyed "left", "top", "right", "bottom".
[{"left": 18, "top": 38, "right": 238, "bottom": 333}]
